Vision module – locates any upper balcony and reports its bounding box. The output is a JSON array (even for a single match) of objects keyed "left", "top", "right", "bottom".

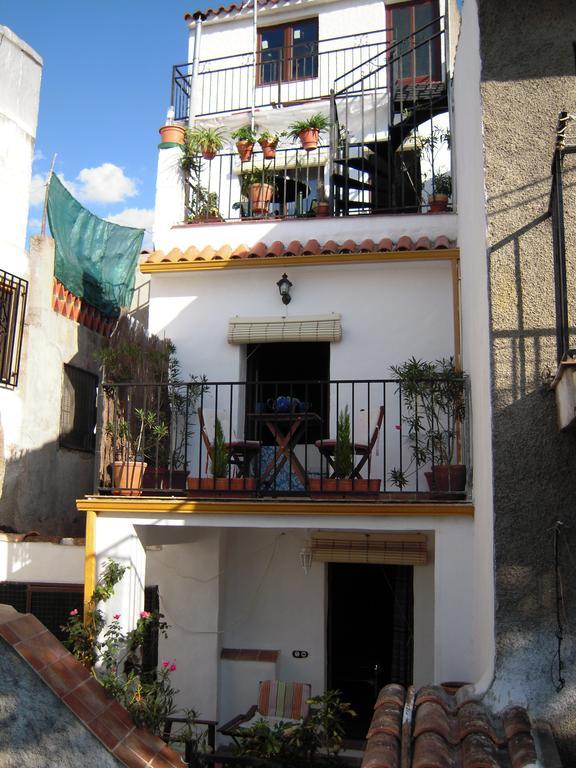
[
  {"left": 98, "top": 374, "right": 471, "bottom": 504},
  {"left": 167, "top": 18, "right": 452, "bottom": 226}
]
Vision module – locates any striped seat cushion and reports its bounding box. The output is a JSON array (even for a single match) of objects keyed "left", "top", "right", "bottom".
[{"left": 257, "top": 680, "right": 311, "bottom": 720}]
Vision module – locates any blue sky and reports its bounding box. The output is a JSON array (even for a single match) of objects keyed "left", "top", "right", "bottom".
[{"left": 2, "top": 1, "right": 205, "bottom": 247}]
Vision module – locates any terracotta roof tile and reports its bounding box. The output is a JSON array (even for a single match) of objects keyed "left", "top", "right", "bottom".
[
  {"left": 185, "top": 0, "right": 281, "bottom": 22},
  {"left": 361, "top": 733, "right": 400, "bottom": 768},
  {"left": 413, "top": 731, "right": 456, "bottom": 768},
  {"left": 396, "top": 235, "right": 414, "bottom": 251},
  {"left": 377, "top": 238, "right": 394, "bottom": 252},
  {"left": 367, "top": 703, "right": 402, "bottom": 739},
  {"left": 143, "top": 236, "right": 457, "bottom": 267},
  {"left": 359, "top": 238, "right": 376, "bottom": 252},
  {"left": 501, "top": 706, "right": 532, "bottom": 740},
  {"left": 267, "top": 241, "right": 285, "bottom": 257},
  {"left": 249, "top": 242, "right": 268, "bottom": 258},
  {"left": 374, "top": 683, "right": 406, "bottom": 710},
  {"left": 286, "top": 240, "right": 303, "bottom": 255},
  {"left": 321, "top": 240, "right": 340, "bottom": 254},
  {"left": 302, "top": 239, "right": 321, "bottom": 255},
  {"left": 508, "top": 732, "right": 538, "bottom": 768},
  {"left": 433, "top": 235, "right": 451, "bottom": 249},
  {"left": 414, "top": 236, "right": 432, "bottom": 250},
  {"left": 232, "top": 243, "right": 250, "bottom": 258}
]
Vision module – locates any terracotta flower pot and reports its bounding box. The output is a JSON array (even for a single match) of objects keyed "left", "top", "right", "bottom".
[
  {"left": 159, "top": 125, "right": 185, "bottom": 145},
  {"left": 248, "top": 182, "right": 274, "bottom": 215},
  {"left": 428, "top": 193, "right": 449, "bottom": 213},
  {"left": 236, "top": 140, "right": 254, "bottom": 162},
  {"left": 187, "top": 477, "right": 256, "bottom": 495},
  {"left": 316, "top": 201, "right": 330, "bottom": 217},
  {"left": 309, "top": 478, "right": 380, "bottom": 496},
  {"left": 298, "top": 128, "right": 320, "bottom": 151},
  {"left": 112, "top": 460, "right": 147, "bottom": 496},
  {"left": 201, "top": 148, "right": 217, "bottom": 161},
  {"left": 259, "top": 139, "right": 278, "bottom": 159},
  {"left": 142, "top": 467, "right": 189, "bottom": 492},
  {"left": 432, "top": 464, "right": 466, "bottom": 493}
]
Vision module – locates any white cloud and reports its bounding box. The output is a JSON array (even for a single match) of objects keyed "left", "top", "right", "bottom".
[
  {"left": 77, "top": 163, "right": 137, "bottom": 203},
  {"left": 28, "top": 164, "right": 139, "bottom": 208},
  {"left": 106, "top": 207, "right": 154, "bottom": 249},
  {"left": 33, "top": 149, "right": 45, "bottom": 163},
  {"left": 29, "top": 173, "right": 48, "bottom": 207},
  {"left": 27, "top": 217, "right": 42, "bottom": 231}
]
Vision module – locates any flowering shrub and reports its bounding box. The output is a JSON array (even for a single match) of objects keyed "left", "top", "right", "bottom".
[{"left": 62, "top": 560, "right": 190, "bottom": 737}]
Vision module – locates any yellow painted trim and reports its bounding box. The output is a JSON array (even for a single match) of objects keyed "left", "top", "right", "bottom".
[
  {"left": 140, "top": 249, "right": 460, "bottom": 274},
  {"left": 83, "top": 510, "right": 97, "bottom": 621},
  {"left": 77, "top": 496, "right": 473, "bottom": 517}
]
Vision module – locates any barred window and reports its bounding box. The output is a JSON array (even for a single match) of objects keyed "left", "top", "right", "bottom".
[
  {"left": 59, "top": 364, "right": 98, "bottom": 452},
  {"left": 0, "top": 269, "right": 28, "bottom": 388}
]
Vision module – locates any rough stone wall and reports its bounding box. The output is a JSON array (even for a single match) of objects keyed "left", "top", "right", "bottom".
[{"left": 476, "top": 0, "right": 576, "bottom": 759}]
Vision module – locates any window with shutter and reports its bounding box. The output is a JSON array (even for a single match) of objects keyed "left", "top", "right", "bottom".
[
  {"left": 0, "top": 269, "right": 28, "bottom": 388},
  {"left": 59, "top": 364, "right": 98, "bottom": 452}
]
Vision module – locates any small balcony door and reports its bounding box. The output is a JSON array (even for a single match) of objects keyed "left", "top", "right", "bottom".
[{"left": 387, "top": 0, "right": 442, "bottom": 84}]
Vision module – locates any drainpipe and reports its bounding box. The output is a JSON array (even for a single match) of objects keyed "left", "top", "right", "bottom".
[
  {"left": 251, "top": 0, "right": 259, "bottom": 132},
  {"left": 189, "top": 12, "right": 206, "bottom": 127}
]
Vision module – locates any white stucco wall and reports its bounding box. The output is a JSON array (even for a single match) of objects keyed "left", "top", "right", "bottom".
[
  {"left": 95, "top": 511, "right": 474, "bottom": 724},
  {"left": 453, "top": 0, "right": 494, "bottom": 686},
  {"left": 0, "top": 539, "right": 84, "bottom": 583}
]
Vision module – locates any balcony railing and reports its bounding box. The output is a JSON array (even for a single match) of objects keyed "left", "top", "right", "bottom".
[
  {"left": 98, "top": 378, "right": 470, "bottom": 500},
  {"left": 172, "top": 29, "right": 389, "bottom": 120},
  {"left": 179, "top": 17, "right": 451, "bottom": 221}
]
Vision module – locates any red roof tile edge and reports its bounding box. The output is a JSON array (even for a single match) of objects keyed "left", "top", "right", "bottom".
[
  {"left": 0, "top": 605, "right": 184, "bottom": 768},
  {"left": 144, "top": 236, "right": 455, "bottom": 266},
  {"left": 52, "top": 279, "right": 115, "bottom": 338}
]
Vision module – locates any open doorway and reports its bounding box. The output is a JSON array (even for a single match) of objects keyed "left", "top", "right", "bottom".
[
  {"left": 246, "top": 341, "right": 329, "bottom": 443},
  {"left": 327, "top": 563, "right": 414, "bottom": 739}
]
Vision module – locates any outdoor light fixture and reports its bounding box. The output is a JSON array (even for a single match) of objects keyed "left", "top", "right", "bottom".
[
  {"left": 299, "top": 546, "right": 312, "bottom": 575},
  {"left": 277, "top": 273, "right": 293, "bottom": 305}
]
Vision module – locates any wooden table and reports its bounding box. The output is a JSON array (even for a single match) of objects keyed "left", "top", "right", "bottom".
[{"left": 249, "top": 412, "right": 321, "bottom": 489}]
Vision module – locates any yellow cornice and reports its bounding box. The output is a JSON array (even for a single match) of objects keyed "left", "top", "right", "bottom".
[
  {"left": 140, "top": 248, "right": 460, "bottom": 274},
  {"left": 77, "top": 496, "right": 473, "bottom": 517}
]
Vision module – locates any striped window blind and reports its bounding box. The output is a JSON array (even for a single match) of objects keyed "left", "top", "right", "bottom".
[{"left": 228, "top": 314, "right": 342, "bottom": 344}]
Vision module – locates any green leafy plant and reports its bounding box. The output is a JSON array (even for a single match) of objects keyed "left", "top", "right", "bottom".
[
  {"left": 232, "top": 125, "right": 257, "bottom": 143},
  {"left": 62, "top": 560, "right": 203, "bottom": 741},
  {"left": 433, "top": 171, "right": 452, "bottom": 196},
  {"left": 186, "top": 126, "right": 225, "bottom": 157},
  {"left": 167, "top": 346, "right": 207, "bottom": 471},
  {"left": 236, "top": 690, "right": 355, "bottom": 766},
  {"left": 288, "top": 113, "right": 330, "bottom": 141},
  {"left": 211, "top": 417, "right": 229, "bottom": 478},
  {"left": 388, "top": 357, "right": 465, "bottom": 489},
  {"left": 106, "top": 408, "right": 168, "bottom": 464},
  {"left": 333, "top": 406, "right": 353, "bottom": 479},
  {"left": 258, "top": 130, "right": 282, "bottom": 144}
]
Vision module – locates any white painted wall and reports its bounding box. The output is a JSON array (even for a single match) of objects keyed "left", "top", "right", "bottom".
[
  {"left": 453, "top": 0, "right": 495, "bottom": 688},
  {"left": 0, "top": 538, "right": 84, "bottom": 583},
  {"left": 95, "top": 511, "right": 474, "bottom": 724}
]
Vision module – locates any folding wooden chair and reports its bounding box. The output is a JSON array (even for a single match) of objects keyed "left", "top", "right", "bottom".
[
  {"left": 197, "top": 407, "right": 261, "bottom": 478},
  {"left": 315, "top": 405, "right": 385, "bottom": 478}
]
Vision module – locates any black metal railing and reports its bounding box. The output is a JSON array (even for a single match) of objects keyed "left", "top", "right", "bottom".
[
  {"left": 330, "top": 16, "right": 451, "bottom": 215},
  {"left": 0, "top": 268, "right": 28, "bottom": 388},
  {"left": 99, "top": 378, "right": 470, "bottom": 499},
  {"left": 172, "top": 29, "right": 389, "bottom": 119},
  {"left": 185, "top": 145, "right": 328, "bottom": 222}
]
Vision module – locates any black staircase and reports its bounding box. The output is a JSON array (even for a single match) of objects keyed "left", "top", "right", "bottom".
[{"left": 329, "top": 17, "right": 449, "bottom": 215}]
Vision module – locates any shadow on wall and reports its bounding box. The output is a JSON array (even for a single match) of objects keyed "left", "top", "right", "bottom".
[{"left": 486, "top": 204, "right": 576, "bottom": 758}]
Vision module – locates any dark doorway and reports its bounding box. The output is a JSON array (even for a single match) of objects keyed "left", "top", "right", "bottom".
[
  {"left": 327, "top": 563, "right": 414, "bottom": 739},
  {"left": 246, "top": 341, "right": 329, "bottom": 444}
]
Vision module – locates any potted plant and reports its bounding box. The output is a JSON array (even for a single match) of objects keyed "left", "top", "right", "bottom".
[
  {"left": 388, "top": 357, "right": 466, "bottom": 494},
  {"left": 109, "top": 409, "right": 168, "bottom": 496},
  {"left": 241, "top": 168, "right": 275, "bottom": 216},
  {"left": 186, "top": 125, "right": 225, "bottom": 160},
  {"left": 257, "top": 130, "right": 281, "bottom": 159},
  {"left": 428, "top": 171, "right": 452, "bottom": 213},
  {"left": 288, "top": 113, "right": 330, "bottom": 151},
  {"left": 232, "top": 126, "right": 257, "bottom": 162},
  {"left": 159, "top": 123, "right": 186, "bottom": 145}
]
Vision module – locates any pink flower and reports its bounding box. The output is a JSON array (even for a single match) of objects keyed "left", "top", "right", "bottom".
[
  {"left": 170, "top": 663, "right": 177, "bottom": 672},
  {"left": 139, "top": 610, "right": 150, "bottom": 620},
  {"left": 162, "top": 660, "right": 170, "bottom": 668},
  {"left": 69, "top": 608, "right": 79, "bottom": 616},
  {"left": 395, "top": 424, "right": 401, "bottom": 430},
  {"left": 113, "top": 614, "right": 121, "bottom": 620}
]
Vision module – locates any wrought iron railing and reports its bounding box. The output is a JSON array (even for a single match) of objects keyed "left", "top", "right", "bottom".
[
  {"left": 172, "top": 29, "right": 389, "bottom": 119},
  {"left": 185, "top": 145, "right": 328, "bottom": 222},
  {"left": 0, "top": 268, "right": 28, "bottom": 388},
  {"left": 98, "top": 378, "right": 470, "bottom": 499}
]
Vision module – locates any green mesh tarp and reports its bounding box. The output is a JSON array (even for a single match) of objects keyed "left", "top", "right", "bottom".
[{"left": 47, "top": 173, "right": 144, "bottom": 318}]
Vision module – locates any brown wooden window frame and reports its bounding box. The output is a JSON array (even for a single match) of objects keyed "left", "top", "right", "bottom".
[
  {"left": 386, "top": 0, "right": 442, "bottom": 84},
  {"left": 257, "top": 17, "right": 319, "bottom": 87}
]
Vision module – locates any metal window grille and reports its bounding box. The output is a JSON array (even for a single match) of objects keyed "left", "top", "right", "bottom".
[
  {"left": 0, "top": 269, "right": 28, "bottom": 388},
  {"left": 0, "top": 582, "right": 83, "bottom": 642},
  {"left": 59, "top": 364, "right": 98, "bottom": 452}
]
